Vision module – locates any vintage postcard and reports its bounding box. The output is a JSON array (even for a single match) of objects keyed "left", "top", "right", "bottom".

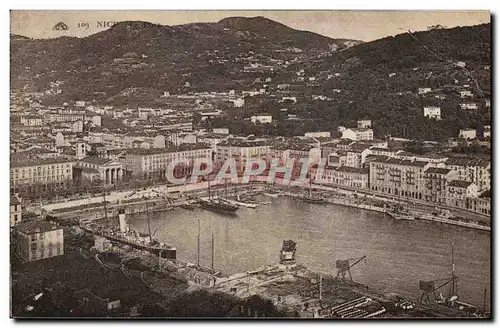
[{"left": 10, "top": 10, "right": 491, "bottom": 319}]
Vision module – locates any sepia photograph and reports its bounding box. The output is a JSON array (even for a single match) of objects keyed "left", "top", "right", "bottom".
[{"left": 9, "top": 9, "right": 491, "bottom": 319}]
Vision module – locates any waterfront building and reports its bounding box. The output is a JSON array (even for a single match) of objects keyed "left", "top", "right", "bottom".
[
  {"left": 445, "top": 157, "right": 490, "bottom": 192},
  {"left": 216, "top": 139, "right": 269, "bottom": 174},
  {"left": 467, "top": 192, "right": 491, "bottom": 216},
  {"left": 368, "top": 155, "right": 430, "bottom": 200},
  {"left": 10, "top": 156, "right": 74, "bottom": 194},
  {"left": 446, "top": 180, "right": 478, "bottom": 208},
  {"left": 124, "top": 143, "right": 212, "bottom": 179},
  {"left": 422, "top": 167, "right": 457, "bottom": 204},
  {"left": 311, "top": 165, "right": 369, "bottom": 190},
  {"left": 14, "top": 220, "right": 64, "bottom": 263}
]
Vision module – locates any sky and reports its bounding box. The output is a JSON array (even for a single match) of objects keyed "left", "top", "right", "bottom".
[{"left": 10, "top": 10, "right": 490, "bottom": 42}]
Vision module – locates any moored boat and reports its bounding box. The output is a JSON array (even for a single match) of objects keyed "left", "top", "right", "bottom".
[{"left": 199, "top": 199, "right": 240, "bottom": 213}]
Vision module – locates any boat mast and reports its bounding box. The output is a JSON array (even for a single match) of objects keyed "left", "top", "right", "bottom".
[
  {"left": 211, "top": 231, "right": 214, "bottom": 270},
  {"left": 102, "top": 186, "right": 108, "bottom": 227},
  {"left": 146, "top": 200, "right": 152, "bottom": 244},
  {"left": 208, "top": 177, "right": 211, "bottom": 200},
  {"left": 450, "top": 241, "right": 457, "bottom": 297},
  {"left": 197, "top": 218, "right": 201, "bottom": 267},
  {"left": 225, "top": 178, "right": 228, "bottom": 198}
]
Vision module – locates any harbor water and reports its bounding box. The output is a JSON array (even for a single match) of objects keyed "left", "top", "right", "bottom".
[{"left": 127, "top": 196, "right": 491, "bottom": 311}]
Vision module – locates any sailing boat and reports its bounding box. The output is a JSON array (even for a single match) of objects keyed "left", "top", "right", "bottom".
[
  {"left": 303, "top": 178, "right": 326, "bottom": 204},
  {"left": 199, "top": 177, "right": 239, "bottom": 213}
]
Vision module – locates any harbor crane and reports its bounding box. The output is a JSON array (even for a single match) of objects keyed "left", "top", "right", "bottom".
[
  {"left": 419, "top": 241, "right": 458, "bottom": 306},
  {"left": 336, "top": 255, "right": 367, "bottom": 281},
  {"left": 418, "top": 275, "right": 458, "bottom": 305}
]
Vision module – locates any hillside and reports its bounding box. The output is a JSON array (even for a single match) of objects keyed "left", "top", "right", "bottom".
[
  {"left": 10, "top": 19, "right": 491, "bottom": 141},
  {"left": 10, "top": 17, "right": 361, "bottom": 101},
  {"left": 274, "top": 23, "right": 491, "bottom": 140}
]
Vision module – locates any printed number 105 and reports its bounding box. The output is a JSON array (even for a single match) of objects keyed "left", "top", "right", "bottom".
[{"left": 78, "top": 22, "right": 90, "bottom": 29}]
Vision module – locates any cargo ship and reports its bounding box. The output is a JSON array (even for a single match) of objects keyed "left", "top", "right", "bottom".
[
  {"left": 79, "top": 221, "right": 177, "bottom": 259},
  {"left": 79, "top": 190, "right": 177, "bottom": 259}
]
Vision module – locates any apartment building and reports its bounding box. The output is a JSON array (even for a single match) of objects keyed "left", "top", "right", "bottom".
[
  {"left": 446, "top": 180, "right": 478, "bottom": 208},
  {"left": 10, "top": 156, "right": 73, "bottom": 193},
  {"left": 14, "top": 220, "right": 64, "bottom": 263},
  {"left": 311, "top": 165, "right": 369, "bottom": 190},
  {"left": 216, "top": 139, "right": 270, "bottom": 174},
  {"left": 422, "top": 167, "right": 457, "bottom": 204},
  {"left": 124, "top": 143, "right": 212, "bottom": 179},
  {"left": 10, "top": 194, "right": 22, "bottom": 226},
  {"left": 368, "top": 155, "right": 430, "bottom": 200},
  {"left": 445, "top": 157, "right": 490, "bottom": 192},
  {"left": 341, "top": 128, "right": 374, "bottom": 141}
]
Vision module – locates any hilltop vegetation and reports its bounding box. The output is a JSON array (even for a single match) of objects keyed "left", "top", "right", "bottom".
[{"left": 10, "top": 18, "right": 491, "bottom": 141}]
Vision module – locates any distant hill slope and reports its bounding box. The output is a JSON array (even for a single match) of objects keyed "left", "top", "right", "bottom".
[
  {"left": 282, "top": 23, "right": 491, "bottom": 140},
  {"left": 10, "top": 17, "right": 362, "bottom": 101},
  {"left": 10, "top": 20, "right": 490, "bottom": 141}
]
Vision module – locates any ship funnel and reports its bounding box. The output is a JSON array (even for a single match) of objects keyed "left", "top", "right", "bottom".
[{"left": 118, "top": 208, "right": 127, "bottom": 232}]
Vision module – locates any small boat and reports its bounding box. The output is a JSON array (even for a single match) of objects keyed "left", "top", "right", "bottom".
[
  {"left": 180, "top": 204, "right": 195, "bottom": 211},
  {"left": 303, "top": 196, "right": 326, "bottom": 204},
  {"left": 387, "top": 210, "right": 415, "bottom": 221},
  {"left": 263, "top": 192, "right": 280, "bottom": 198},
  {"left": 219, "top": 198, "right": 258, "bottom": 209}
]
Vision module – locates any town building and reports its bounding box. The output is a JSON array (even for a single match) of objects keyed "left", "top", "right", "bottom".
[
  {"left": 357, "top": 120, "right": 372, "bottom": 129},
  {"left": 10, "top": 194, "right": 22, "bottom": 226},
  {"left": 446, "top": 180, "right": 478, "bottom": 208},
  {"left": 311, "top": 165, "right": 369, "bottom": 189},
  {"left": 459, "top": 90, "right": 473, "bottom": 98},
  {"left": 14, "top": 220, "right": 64, "bottom": 263},
  {"left": 460, "top": 103, "right": 478, "bottom": 110},
  {"left": 422, "top": 167, "right": 456, "bottom": 204},
  {"left": 445, "top": 157, "right": 490, "bottom": 192},
  {"left": 76, "top": 157, "right": 125, "bottom": 185},
  {"left": 250, "top": 115, "right": 273, "bottom": 124},
  {"left": 458, "top": 128, "right": 477, "bottom": 140},
  {"left": 368, "top": 155, "right": 430, "bottom": 200},
  {"left": 423, "top": 107, "right": 441, "bottom": 120},
  {"left": 483, "top": 126, "right": 491, "bottom": 139},
  {"left": 304, "top": 132, "right": 331, "bottom": 138},
  {"left": 124, "top": 143, "right": 212, "bottom": 179},
  {"left": 418, "top": 87, "right": 432, "bottom": 95},
  {"left": 21, "top": 115, "right": 44, "bottom": 126},
  {"left": 217, "top": 139, "right": 270, "bottom": 175},
  {"left": 213, "top": 128, "right": 230, "bottom": 135},
  {"left": 10, "top": 157, "right": 74, "bottom": 194},
  {"left": 341, "top": 128, "right": 374, "bottom": 141}
]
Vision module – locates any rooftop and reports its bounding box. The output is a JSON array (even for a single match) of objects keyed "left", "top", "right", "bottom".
[
  {"left": 448, "top": 180, "right": 474, "bottom": 188},
  {"left": 424, "top": 167, "right": 451, "bottom": 175},
  {"left": 11, "top": 156, "right": 73, "bottom": 168},
  {"left": 446, "top": 157, "right": 490, "bottom": 168},
  {"left": 15, "top": 220, "right": 60, "bottom": 235}
]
